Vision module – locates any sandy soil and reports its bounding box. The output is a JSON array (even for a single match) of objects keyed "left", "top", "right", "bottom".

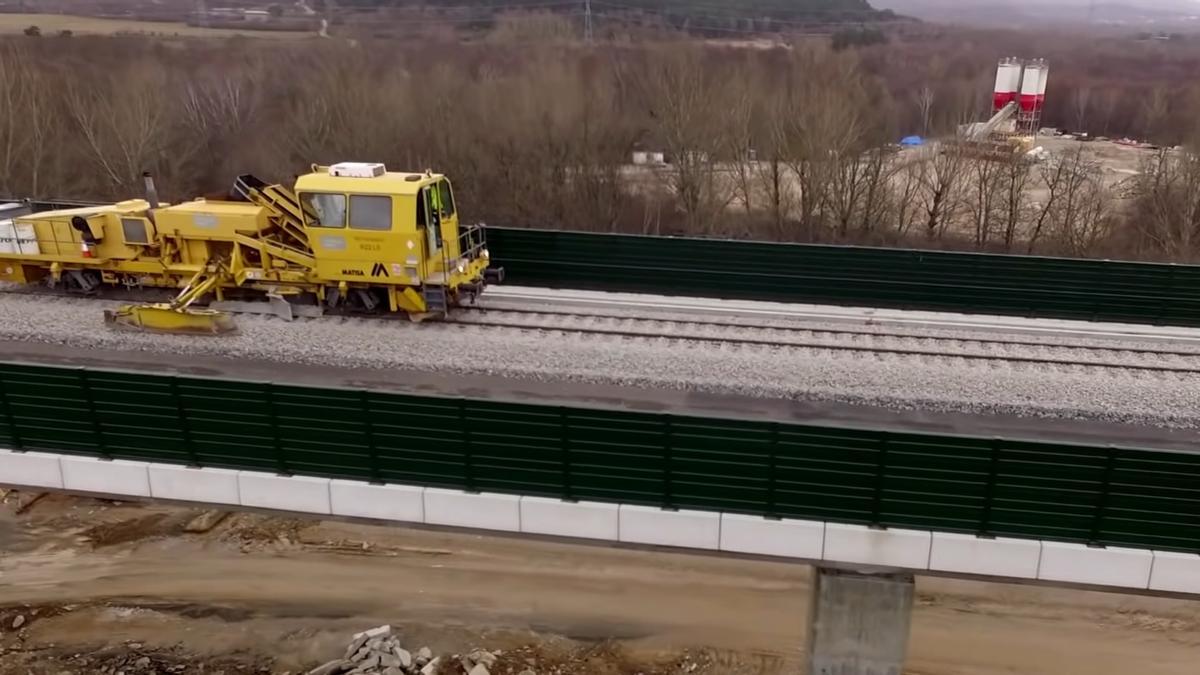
[{"left": 1, "top": 492, "right": 1199, "bottom": 675}]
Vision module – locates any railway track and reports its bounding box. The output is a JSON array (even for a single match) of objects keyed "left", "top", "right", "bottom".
[
  {"left": 455, "top": 306, "right": 1200, "bottom": 375},
  {"left": 4, "top": 283, "right": 1199, "bottom": 375}
]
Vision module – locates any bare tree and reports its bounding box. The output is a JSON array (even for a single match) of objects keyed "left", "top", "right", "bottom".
[
  {"left": 722, "top": 63, "right": 757, "bottom": 217},
  {"left": 0, "top": 43, "right": 63, "bottom": 197},
  {"left": 914, "top": 86, "right": 934, "bottom": 138},
  {"left": 1027, "top": 145, "right": 1099, "bottom": 254},
  {"left": 1046, "top": 147, "right": 1108, "bottom": 255},
  {"left": 1070, "top": 86, "right": 1092, "bottom": 132},
  {"left": 919, "top": 144, "right": 968, "bottom": 240},
  {"left": 1000, "top": 157, "right": 1032, "bottom": 251},
  {"left": 966, "top": 155, "right": 1004, "bottom": 249},
  {"left": 889, "top": 157, "right": 926, "bottom": 241},
  {"left": 1139, "top": 86, "right": 1170, "bottom": 141},
  {"left": 753, "top": 85, "right": 794, "bottom": 239},
  {"left": 855, "top": 148, "right": 891, "bottom": 239},
  {"left": 64, "top": 62, "right": 193, "bottom": 198},
  {"left": 632, "top": 48, "right": 731, "bottom": 234},
  {"left": 1127, "top": 148, "right": 1200, "bottom": 261},
  {"left": 779, "top": 47, "right": 876, "bottom": 240}
]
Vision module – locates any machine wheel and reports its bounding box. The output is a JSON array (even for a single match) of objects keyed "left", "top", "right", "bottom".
[
  {"left": 346, "top": 288, "right": 387, "bottom": 314},
  {"left": 62, "top": 269, "right": 102, "bottom": 295}
]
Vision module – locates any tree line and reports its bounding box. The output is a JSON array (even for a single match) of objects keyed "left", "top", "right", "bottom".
[{"left": 0, "top": 33, "right": 1198, "bottom": 262}]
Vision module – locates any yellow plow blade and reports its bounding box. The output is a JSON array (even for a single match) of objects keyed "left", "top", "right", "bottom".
[{"left": 104, "top": 303, "right": 238, "bottom": 336}]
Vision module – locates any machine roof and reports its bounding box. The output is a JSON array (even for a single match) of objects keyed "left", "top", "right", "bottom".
[{"left": 294, "top": 169, "right": 445, "bottom": 196}]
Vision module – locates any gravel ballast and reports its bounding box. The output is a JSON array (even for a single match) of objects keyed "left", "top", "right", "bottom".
[{"left": 0, "top": 290, "right": 1198, "bottom": 430}]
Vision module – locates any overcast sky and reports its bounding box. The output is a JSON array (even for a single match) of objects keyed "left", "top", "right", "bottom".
[{"left": 873, "top": 0, "right": 1200, "bottom": 15}]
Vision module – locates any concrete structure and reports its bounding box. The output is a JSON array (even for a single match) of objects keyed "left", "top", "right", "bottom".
[
  {"left": 5, "top": 448, "right": 1200, "bottom": 675},
  {"left": 808, "top": 569, "right": 914, "bottom": 675}
]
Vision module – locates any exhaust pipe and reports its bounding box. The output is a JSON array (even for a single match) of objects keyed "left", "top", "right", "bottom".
[{"left": 143, "top": 171, "right": 160, "bottom": 209}]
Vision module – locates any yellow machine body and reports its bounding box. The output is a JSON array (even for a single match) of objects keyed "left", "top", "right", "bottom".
[{"left": 0, "top": 163, "right": 497, "bottom": 331}]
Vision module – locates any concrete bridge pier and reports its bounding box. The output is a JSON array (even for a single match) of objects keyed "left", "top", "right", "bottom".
[{"left": 807, "top": 567, "right": 914, "bottom": 675}]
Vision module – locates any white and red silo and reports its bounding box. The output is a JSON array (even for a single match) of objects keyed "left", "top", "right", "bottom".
[
  {"left": 992, "top": 58, "right": 1022, "bottom": 112},
  {"left": 1019, "top": 60, "right": 1044, "bottom": 113}
]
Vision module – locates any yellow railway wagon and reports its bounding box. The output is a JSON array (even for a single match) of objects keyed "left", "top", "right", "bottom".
[{"left": 0, "top": 163, "right": 501, "bottom": 333}]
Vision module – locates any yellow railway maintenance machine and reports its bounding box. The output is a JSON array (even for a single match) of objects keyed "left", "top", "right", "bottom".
[{"left": 0, "top": 162, "right": 502, "bottom": 334}]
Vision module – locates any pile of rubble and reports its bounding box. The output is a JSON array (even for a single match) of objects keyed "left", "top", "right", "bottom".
[{"left": 308, "top": 625, "right": 530, "bottom": 675}]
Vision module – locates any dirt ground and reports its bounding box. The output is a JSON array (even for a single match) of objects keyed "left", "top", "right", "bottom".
[{"left": 2, "top": 492, "right": 1200, "bottom": 675}]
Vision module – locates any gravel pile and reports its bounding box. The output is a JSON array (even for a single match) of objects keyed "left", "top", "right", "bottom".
[
  {"left": 0, "top": 290, "right": 1198, "bottom": 429},
  {"left": 307, "top": 625, "right": 519, "bottom": 675}
]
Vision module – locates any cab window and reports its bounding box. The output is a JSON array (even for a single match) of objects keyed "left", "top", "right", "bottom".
[
  {"left": 349, "top": 194, "right": 391, "bottom": 231},
  {"left": 300, "top": 193, "right": 346, "bottom": 228},
  {"left": 437, "top": 180, "right": 455, "bottom": 218}
]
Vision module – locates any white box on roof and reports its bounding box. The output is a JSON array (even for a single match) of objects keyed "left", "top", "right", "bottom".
[{"left": 328, "top": 162, "right": 386, "bottom": 178}]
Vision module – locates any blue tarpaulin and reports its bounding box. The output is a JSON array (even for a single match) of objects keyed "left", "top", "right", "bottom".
[{"left": 900, "top": 135, "right": 924, "bottom": 146}]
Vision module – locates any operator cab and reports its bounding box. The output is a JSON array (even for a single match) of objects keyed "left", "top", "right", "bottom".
[{"left": 294, "top": 162, "right": 484, "bottom": 288}]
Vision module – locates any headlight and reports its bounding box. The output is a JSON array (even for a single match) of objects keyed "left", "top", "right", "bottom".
[
  {"left": 457, "top": 262, "right": 466, "bottom": 273},
  {"left": 481, "top": 248, "right": 490, "bottom": 259}
]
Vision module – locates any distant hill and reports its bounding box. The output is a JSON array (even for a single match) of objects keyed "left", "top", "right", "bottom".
[{"left": 871, "top": 0, "right": 1200, "bottom": 27}]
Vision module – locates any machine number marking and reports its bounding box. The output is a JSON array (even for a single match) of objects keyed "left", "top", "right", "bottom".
[
  {"left": 371, "top": 263, "right": 389, "bottom": 278},
  {"left": 359, "top": 243, "right": 381, "bottom": 252},
  {"left": 193, "top": 214, "right": 218, "bottom": 229}
]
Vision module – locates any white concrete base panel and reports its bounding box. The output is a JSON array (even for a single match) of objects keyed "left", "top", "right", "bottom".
[
  {"left": 423, "top": 488, "right": 521, "bottom": 532},
  {"left": 1037, "top": 541, "right": 1153, "bottom": 589},
  {"left": 519, "top": 497, "right": 619, "bottom": 540},
  {"left": 330, "top": 480, "right": 424, "bottom": 523},
  {"left": 60, "top": 456, "right": 150, "bottom": 497},
  {"left": 719, "top": 513, "right": 824, "bottom": 559},
  {"left": 823, "top": 523, "right": 932, "bottom": 570},
  {"left": 148, "top": 463, "right": 240, "bottom": 505},
  {"left": 238, "top": 471, "right": 331, "bottom": 515},
  {"left": 619, "top": 505, "right": 720, "bottom": 550},
  {"left": 3, "top": 448, "right": 1195, "bottom": 597},
  {"left": 0, "top": 449, "right": 64, "bottom": 489},
  {"left": 1149, "top": 551, "right": 1200, "bottom": 594},
  {"left": 929, "top": 533, "right": 1042, "bottom": 579}
]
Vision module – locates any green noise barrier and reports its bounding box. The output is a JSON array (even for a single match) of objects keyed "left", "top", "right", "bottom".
[
  {"left": 1, "top": 361, "right": 1198, "bottom": 553},
  {"left": 487, "top": 228, "right": 1200, "bottom": 327}
]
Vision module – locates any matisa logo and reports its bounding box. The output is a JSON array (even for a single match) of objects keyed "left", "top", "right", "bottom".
[{"left": 341, "top": 268, "right": 365, "bottom": 276}]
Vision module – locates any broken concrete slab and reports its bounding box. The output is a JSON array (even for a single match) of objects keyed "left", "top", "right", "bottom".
[
  {"left": 468, "top": 650, "right": 497, "bottom": 668},
  {"left": 344, "top": 635, "right": 370, "bottom": 660},
  {"left": 307, "top": 659, "right": 352, "bottom": 675},
  {"left": 352, "top": 625, "right": 392, "bottom": 641}
]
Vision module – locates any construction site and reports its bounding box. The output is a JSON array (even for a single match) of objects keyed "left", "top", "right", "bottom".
[{"left": 1, "top": 4, "right": 1200, "bottom": 673}]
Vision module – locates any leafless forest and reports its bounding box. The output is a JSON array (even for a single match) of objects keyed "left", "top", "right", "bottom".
[{"left": 2, "top": 24, "right": 1200, "bottom": 262}]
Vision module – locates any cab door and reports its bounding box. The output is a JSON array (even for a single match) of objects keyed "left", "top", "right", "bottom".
[
  {"left": 417, "top": 186, "right": 443, "bottom": 261},
  {"left": 434, "top": 179, "right": 459, "bottom": 258}
]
